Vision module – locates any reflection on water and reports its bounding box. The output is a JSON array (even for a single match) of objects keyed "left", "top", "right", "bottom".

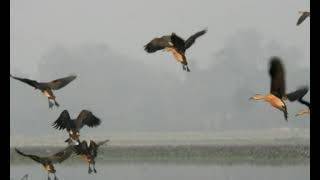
[
  {"left": 10, "top": 144, "right": 310, "bottom": 165},
  {"left": 11, "top": 162, "right": 309, "bottom": 180},
  {"left": 10, "top": 145, "right": 310, "bottom": 179}
]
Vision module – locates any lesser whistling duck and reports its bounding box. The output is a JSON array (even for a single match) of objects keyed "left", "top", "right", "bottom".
[
  {"left": 74, "top": 139, "right": 109, "bottom": 174},
  {"left": 250, "top": 57, "right": 309, "bottom": 121},
  {"left": 144, "top": 29, "right": 207, "bottom": 72},
  {"left": 52, "top": 110, "right": 101, "bottom": 144},
  {"left": 15, "top": 146, "right": 74, "bottom": 180},
  {"left": 10, "top": 74, "right": 76, "bottom": 108}
]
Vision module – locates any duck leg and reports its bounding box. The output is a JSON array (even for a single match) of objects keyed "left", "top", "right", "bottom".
[
  {"left": 184, "top": 65, "right": 190, "bottom": 72},
  {"left": 47, "top": 172, "right": 51, "bottom": 180},
  {"left": 93, "top": 162, "right": 97, "bottom": 173},
  {"left": 54, "top": 99, "right": 60, "bottom": 107},
  {"left": 281, "top": 103, "right": 288, "bottom": 121},
  {"left": 88, "top": 164, "right": 93, "bottom": 174},
  {"left": 54, "top": 173, "right": 58, "bottom": 180},
  {"left": 48, "top": 99, "right": 54, "bottom": 108},
  {"left": 185, "top": 65, "right": 190, "bottom": 72},
  {"left": 182, "top": 65, "right": 186, "bottom": 71}
]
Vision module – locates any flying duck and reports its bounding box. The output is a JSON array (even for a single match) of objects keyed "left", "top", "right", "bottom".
[
  {"left": 74, "top": 139, "right": 109, "bottom": 174},
  {"left": 15, "top": 146, "right": 74, "bottom": 180},
  {"left": 144, "top": 29, "right": 207, "bottom": 72},
  {"left": 250, "top": 57, "right": 309, "bottom": 121},
  {"left": 10, "top": 74, "right": 76, "bottom": 108},
  {"left": 52, "top": 110, "right": 101, "bottom": 143}
]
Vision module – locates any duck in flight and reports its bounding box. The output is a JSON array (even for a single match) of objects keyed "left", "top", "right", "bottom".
[
  {"left": 297, "top": 11, "right": 310, "bottom": 26},
  {"left": 144, "top": 29, "right": 207, "bottom": 72},
  {"left": 74, "top": 139, "right": 109, "bottom": 174},
  {"left": 250, "top": 57, "right": 309, "bottom": 121},
  {"left": 15, "top": 146, "right": 74, "bottom": 180},
  {"left": 10, "top": 74, "right": 76, "bottom": 108},
  {"left": 52, "top": 110, "right": 101, "bottom": 144}
]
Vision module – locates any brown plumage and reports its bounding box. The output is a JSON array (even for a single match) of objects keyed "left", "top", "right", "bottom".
[
  {"left": 15, "top": 146, "right": 74, "bottom": 180},
  {"left": 10, "top": 74, "right": 77, "bottom": 108},
  {"left": 74, "top": 139, "right": 109, "bottom": 174},
  {"left": 52, "top": 110, "right": 101, "bottom": 143},
  {"left": 250, "top": 57, "right": 308, "bottom": 121},
  {"left": 144, "top": 29, "right": 207, "bottom": 72}
]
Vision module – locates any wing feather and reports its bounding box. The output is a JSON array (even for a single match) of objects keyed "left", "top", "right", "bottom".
[
  {"left": 46, "top": 75, "right": 77, "bottom": 90},
  {"left": 10, "top": 74, "right": 39, "bottom": 88},
  {"left": 97, "top": 139, "right": 109, "bottom": 147},
  {"left": 286, "top": 86, "right": 309, "bottom": 101},
  {"left": 297, "top": 12, "right": 310, "bottom": 26},
  {"left": 144, "top": 36, "right": 172, "bottom": 53},
  {"left": 52, "top": 110, "right": 72, "bottom": 130},
  {"left": 75, "top": 110, "right": 101, "bottom": 129},
  {"left": 269, "top": 57, "right": 286, "bottom": 98},
  {"left": 15, "top": 148, "right": 44, "bottom": 164},
  {"left": 299, "top": 98, "right": 310, "bottom": 108},
  {"left": 184, "top": 29, "right": 207, "bottom": 49},
  {"left": 49, "top": 146, "right": 74, "bottom": 164}
]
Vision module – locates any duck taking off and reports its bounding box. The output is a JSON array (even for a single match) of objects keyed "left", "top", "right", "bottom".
[
  {"left": 74, "top": 139, "right": 109, "bottom": 174},
  {"left": 144, "top": 29, "right": 207, "bottom": 72},
  {"left": 15, "top": 146, "right": 74, "bottom": 180},
  {"left": 10, "top": 74, "right": 77, "bottom": 108},
  {"left": 52, "top": 110, "right": 101, "bottom": 144}
]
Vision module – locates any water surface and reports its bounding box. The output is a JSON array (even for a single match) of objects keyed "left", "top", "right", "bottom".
[
  {"left": 11, "top": 163, "right": 309, "bottom": 180},
  {"left": 10, "top": 144, "right": 309, "bottom": 180}
]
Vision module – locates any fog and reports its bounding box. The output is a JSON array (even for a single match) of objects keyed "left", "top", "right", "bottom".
[{"left": 10, "top": 0, "right": 309, "bottom": 136}]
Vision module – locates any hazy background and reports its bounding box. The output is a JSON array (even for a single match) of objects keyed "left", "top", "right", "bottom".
[{"left": 10, "top": 0, "right": 309, "bottom": 137}]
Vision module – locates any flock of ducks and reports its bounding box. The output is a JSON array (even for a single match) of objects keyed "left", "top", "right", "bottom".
[
  {"left": 249, "top": 10, "right": 310, "bottom": 119},
  {"left": 10, "top": 74, "right": 108, "bottom": 179},
  {"left": 11, "top": 9, "right": 309, "bottom": 180}
]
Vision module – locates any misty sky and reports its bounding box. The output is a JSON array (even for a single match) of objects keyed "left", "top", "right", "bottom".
[{"left": 10, "top": 0, "right": 310, "bottom": 136}]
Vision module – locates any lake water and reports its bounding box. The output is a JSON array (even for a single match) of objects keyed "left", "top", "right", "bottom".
[
  {"left": 11, "top": 162, "right": 309, "bottom": 180},
  {"left": 10, "top": 144, "right": 310, "bottom": 180}
]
